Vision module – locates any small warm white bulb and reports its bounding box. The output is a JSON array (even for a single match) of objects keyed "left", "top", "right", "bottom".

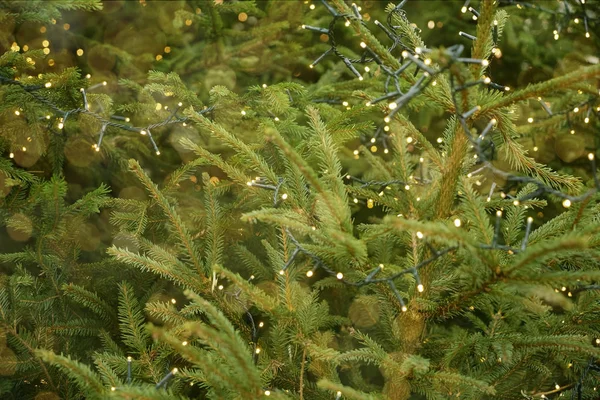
[
  {"left": 281, "top": 193, "right": 288, "bottom": 200},
  {"left": 360, "top": 42, "right": 367, "bottom": 48},
  {"left": 279, "top": 269, "right": 285, "bottom": 275},
  {"left": 255, "top": 348, "right": 261, "bottom": 354},
  {"left": 589, "top": 153, "right": 595, "bottom": 161},
  {"left": 336, "top": 272, "right": 343, "bottom": 280},
  {"left": 454, "top": 218, "right": 461, "bottom": 227},
  {"left": 481, "top": 59, "right": 489, "bottom": 66},
  {"left": 417, "top": 284, "right": 424, "bottom": 292},
  {"left": 265, "top": 390, "right": 271, "bottom": 396},
  {"left": 57, "top": 122, "right": 64, "bottom": 129},
  {"left": 401, "top": 305, "right": 408, "bottom": 312},
  {"left": 45, "top": 82, "right": 51, "bottom": 88},
  {"left": 140, "top": 130, "right": 147, "bottom": 135},
  {"left": 562, "top": 199, "right": 572, "bottom": 208},
  {"left": 496, "top": 210, "right": 502, "bottom": 217},
  {"left": 416, "top": 231, "right": 424, "bottom": 239},
  {"left": 306, "top": 270, "right": 313, "bottom": 277}
]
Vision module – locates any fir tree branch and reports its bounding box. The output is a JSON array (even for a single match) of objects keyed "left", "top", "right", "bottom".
[
  {"left": 128, "top": 160, "right": 206, "bottom": 277},
  {"left": 480, "top": 64, "right": 600, "bottom": 114}
]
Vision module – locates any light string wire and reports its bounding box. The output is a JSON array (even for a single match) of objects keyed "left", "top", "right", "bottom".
[{"left": 0, "top": 74, "right": 215, "bottom": 156}]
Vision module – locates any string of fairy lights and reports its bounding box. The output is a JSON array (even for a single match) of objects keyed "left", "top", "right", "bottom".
[
  {"left": 249, "top": 0, "right": 600, "bottom": 397},
  {"left": 1, "top": 0, "right": 599, "bottom": 398},
  {"left": 0, "top": 74, "right": 216, "bottom": 158}
]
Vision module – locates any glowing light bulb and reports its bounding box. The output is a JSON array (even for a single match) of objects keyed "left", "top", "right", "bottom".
[
  {"left": 336, "top": 272, "right": 343, "bottom": 280},
  {"left": 533, "top": 146, "right": 538, "bottom": 152},
  {"left": 496, "top": 210, "right": 502, "bottom": 217},
  {"left": 481, "top": 59, "right": 489, "bottom": 66},
  {"left": 454, "top": 218, "right": 461, "bottom": 227},
  {"left": 306, "top": 270, "right": 313, "bottom": 277},
  {"left": 388, "top": 102, "right": 397, "bottom": 109},
  {"left": 279, "top": 269, "right": 285, "bottom": 275},
  {"left": 401, "top": 305, "right": 408, "bottom": 312},
  {"left": 57, "top": 122, "right": 64, "bottom": 129},
  {"left": 417, "top": 284, "right": 424, "bottom": 292},
  {"left": 513, "top": 200, "right": 520, "bottom": 206},
  {"left": 360, "top": 42, "right": 367, "bottom": 48},
  {"left": 281, "top": 193, "right": 288, "bottom": 200},
  {"left": 562, "top": 199, "right": 571, "bottom": 208},
  {"left": 259, "top": 322, "right": 264, "bottom": 327},
  {"left": 9, "top": 153, "right": 14, "bottom": 158},
  {"left": 182, "top": 341, "right": 188, "bottom": 346},
  {"left": 588, "top": 153, "right": 595, "bottom": 161},
  {"left": 255, "top": 348, "right": 261, "bottom": 354},
  {"left": 527, "top": 117, "right": 533, "bottom": 123},
  {"left": 265, "top": 391, "right": 271, "bottom": 396},
  {"left": 45, "top": 82, "right": 51, "bottom": 88},
  {"left": 140, "top": 130, "right": 147, "bottom": 135},
  {"left": 241, "top": 110, "right": 246, "bottom": 116},
  {"left": 416, "top": 231, "right": 424, "bottom": 239}
]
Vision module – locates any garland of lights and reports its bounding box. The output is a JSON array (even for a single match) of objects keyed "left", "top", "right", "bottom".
[{"left": 1, "top": 0, "right": 600, "bottom": 397}]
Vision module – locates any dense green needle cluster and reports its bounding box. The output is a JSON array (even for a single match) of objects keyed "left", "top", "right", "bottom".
[{"left": 1, "top": 1, "right": 600, "bottom": 399}]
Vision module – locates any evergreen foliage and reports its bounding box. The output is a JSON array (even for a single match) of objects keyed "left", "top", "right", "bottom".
[{"left": 1, "top": 1, "right": 600, "bottom": 399}]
